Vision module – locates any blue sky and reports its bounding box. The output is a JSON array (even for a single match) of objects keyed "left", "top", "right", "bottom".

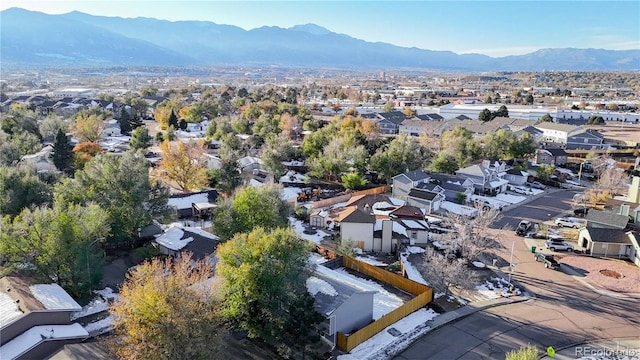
[{"left": 2, "top": 1, "right": 638, "bottom": 57}]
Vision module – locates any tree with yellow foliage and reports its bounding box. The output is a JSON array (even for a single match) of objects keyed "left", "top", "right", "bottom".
[
  {"left": 108, "top": 254, "right": 222, "bottom": 360},
  {"left": 158, "top": 140, "right": 207, "bottom": 192}
]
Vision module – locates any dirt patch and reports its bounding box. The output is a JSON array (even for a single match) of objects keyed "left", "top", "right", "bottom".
[
  {"left": 599, "top": 269, "right": 624, "bottom": 279},
  {"left": 559, "top": 255, "right": 640, "bottom": 293}
]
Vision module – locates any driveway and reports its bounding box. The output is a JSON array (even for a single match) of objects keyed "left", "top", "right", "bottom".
[{"left": 395, "top": 190, "right": 640, "bottom": 359}]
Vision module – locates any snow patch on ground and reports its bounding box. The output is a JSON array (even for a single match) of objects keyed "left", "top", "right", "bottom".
[
  {"left": 406, "top": 246, "right": 426, "bottom": 254},
  {"left": 440, "top": 201, "right": 477, "bottom": 217},
  {"left": 338, "top": 308, "right": 439, "bottom": 360},
  {"left": 475, "top": 277, "right": 521, "bottom": 299},
  {"left": 84, "top": 315, "right": 114, "bottom": 335},
  {"left": 289, "top": 217, "right": 329, "bottom": 243},
  {"left": 356, "top": 256, "right": 388, "bottom": 266},
  {"left": 495, "top": 193, "right": 527, "bottom": 204},
  {"left": 472, "top": 261, "right": 486, "bottom": 268},
  {"left": 400, "top": 251, "right": 428, "bottom": 286}
]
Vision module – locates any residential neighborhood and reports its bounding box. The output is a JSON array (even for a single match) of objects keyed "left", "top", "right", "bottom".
[{"left": 1, "top": 5, "right": 640, "bottom": 360}]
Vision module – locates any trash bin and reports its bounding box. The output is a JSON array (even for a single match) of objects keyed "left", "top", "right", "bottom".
[{"left": 530, "top": 246, "right": 536, "bottom": 253}]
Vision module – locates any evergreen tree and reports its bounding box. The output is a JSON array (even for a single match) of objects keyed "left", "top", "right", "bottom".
[
  {"left": 178, "top": 118, "right": 188, "bottom": 130},
  {"left": 50, "top": 129, "right": 74, "bottom": 173},
  {"left": 168, "top": 110, "right": 178, "bottom": 129},
  {"left": 118, "top": 108, "right": 132, "bottom": 135},
  {"left": 128, "top": 113, "right": 144, "bottom": 130},
  {"left": 130, "top": 126, "right": 153, "bottom": 150}
]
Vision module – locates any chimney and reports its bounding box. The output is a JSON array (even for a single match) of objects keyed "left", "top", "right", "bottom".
[
  {"left": 619, "top": 204, "right": 630, "bottom": 217},
  {"left": 482, "top": 160, "right": 490, "bottom": 168},
  {"left": 629, "top": 176, "right": 640, "bottom": 204}
]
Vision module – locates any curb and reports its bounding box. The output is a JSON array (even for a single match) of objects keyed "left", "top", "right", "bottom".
[{"left": 538, "top": 337, "right": 640, "bottom": 359}]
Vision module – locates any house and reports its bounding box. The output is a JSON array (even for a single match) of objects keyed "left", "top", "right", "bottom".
[
  {"left": 535, "top": 148, "right": 568, "bottom": 166},
  {"left": 417, "top": 174, "right": 475, "bottom": 203},
  {"left": 513, "top": 126, "right": 544, "bottom": 143},
  {"left": 398, "top": 118, "right": 429, "bottom": 137},
  {"left": 168, "top": 190, "right": 219, "bottom": 218},
  {"left": 309, "top": 265, "right": 375, "bottom": 344},
  {"left": 503, "top": 168, "right": 530, "bottom": 186},
  {"left": 566, "top": 129, "right": 606, "bottom": 150},
  {"left": 578, "top": 227, "right": 640, "bottom": 266},
  {"left": 19, "top": 145, "right": 57, "bottom": 173},
  {"left": 237, "top": 156, "right": 263, "bottom": 173},
  {"left": 455, "top": 163, "right": 508, "bottom": 195},
  {"left": 389, "top": 205, "right": 425, "bottom": 220},
  {"left": 101, "top": 119, "right": 121, "bottom": 137},
  {"left": 154, "top": 227, "right": 220, "bottom": 264},
  {"left": 394, "top": 218, "right": 431, "bottom": 246},
  {"left": 345, "top": 193, "right": 403, "bottom": 211},
  {"left": 405, "top": 188, "right": 445, "bottom": 214},
  {"left": 534, "top": 122, "right": 580, "bottom": 144},
  {"left": 335, "top": 207, "right": 375, "bottom": 250},
  {"left": 0, "top": 276, "right": 88, "bottom": 360},
  {"left": 392, "top": 170, "right": 430, "bottom": 200},
  {"left": 374, "top": 111, "right": 407, "bottom": 134}
]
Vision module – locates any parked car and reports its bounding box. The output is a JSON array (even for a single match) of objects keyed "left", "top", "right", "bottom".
[
  {"left": 554, "top": 217, "right": 581, "bottom": 228},
  {"left": 545, "top": 240, "right": 574, "bottom": 252},
  {"left": 573, "top": 207, "right": 590, "bottom": 217},
  {"left": 534, "top": 253, "right": 560, "bottom": 270},
  {"left": 516, "top": 220, "right": 532, "bottom": 236},
  {"left": 509, "top": 186, "right": 531, "bottom": 195},
  {"left": 527, "top": 181, "right": 546, "bottom": 190}
]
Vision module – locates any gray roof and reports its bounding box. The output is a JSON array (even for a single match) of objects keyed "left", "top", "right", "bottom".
[
  {"left": 456, "top": 164, "right": 492, "bottom": 178},
  {"left": 585, "top": 227, "right": 631, "bottom": 244},
  {"left": 311, "top": 266, "right": 375, "bottom": 317},
  {"left": 394, "top": 169, "right": 429, "bottom": 182},
  {"left": 545, "top": 148, "right": 568, "bottom": 156},
  {"left": 585, "top": 210, "right": 631, "bottom": 229},
  {"left": 377, "top": 111, "right": 407, "bottom": 125},
  {"left": 408, "top": 188, "right": 439, "bottom": 201},
  {"left": 416, "top": 113, "right": 444, "bottom": 121}
]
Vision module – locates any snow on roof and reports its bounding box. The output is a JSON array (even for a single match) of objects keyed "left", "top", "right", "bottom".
[
  {"left": 392, "top": 222, "right": 408, "bottom": 237},
  {"left": 249, "top": 178, "right": 263, "bottom": 187},
  {"left": 0, "top": 291, "right": 23, "bottom": 326},
  {"left": 155, "top": 227, "right": 193, "bottom": 251},
  {"left": 280, "top": 171, "right": 306, "bottom": 183},
  {"left": 306, "top": 276, "right": 338, "bottom": 296},
  {"left": 313, "top": 265, "right": 403, "bottom": 320},
  {"left": 424, "top": 216, "right": 443, "bottom": 224},
  {"left": 168, "top": 193, "right": 209, "bottom": 210},
  {"left": 400, "top": 219, "right": 429, "bottom": 230},
  {"left": 555, "top": 167, "right": 575, "bottom": 176},
  {"left": 489, "top": 178, "right": 509, "bottom": 188},
  {"left": 184, "top": 227, "right": 220, "bottom": 241},
  {"left": 355, "top": 256, "right": 388, "bottom": 266},
  {"left": 0, "top": 323, "right": 89, "bottom": 359},
  {"left": 29, "top": 284, "right": 81, "bottom": 311}
]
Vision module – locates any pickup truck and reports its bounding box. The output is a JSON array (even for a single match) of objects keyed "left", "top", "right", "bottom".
[{"left": 534, "top": 253, "right": 560, "bottom": 270}]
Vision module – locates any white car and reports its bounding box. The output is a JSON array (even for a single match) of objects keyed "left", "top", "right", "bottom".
[
  {"left": 545, "top": 240, "right": 574, "bottom": 252},
  {"left": 554, "top": 217, "right": 581, "bottom": 228}
]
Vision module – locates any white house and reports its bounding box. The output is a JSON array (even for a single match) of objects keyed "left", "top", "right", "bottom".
[{"left": 335, "top": 206, "right": 375, "bottom": 251}]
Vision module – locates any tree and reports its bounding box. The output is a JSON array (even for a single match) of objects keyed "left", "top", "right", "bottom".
[
  {"left": 207, "top": 152, "right": 242, "bottom": 196},
  {"left": 129, "top": 126, "right": 152, "bottom": 150},
  {"left": 159, "top": 140, "right": 208, "bottom": 192},
  {"left": 118, "top": 108, "right": 132, "bottom": 135},
  {"left": 55, "top": 151, "right": 172, "bottom": 246},
  {"left": 261, "top": 134, "right": 297, "bottom": 180},
  {"left": 443, "top": 203, "right": 503, "bottom": 262},
  {"left": 168, "top": 110, "right": 179, "bottom": 129},
  {"left": 0, "top": 166, "right": 51, "bottom": 217},
  {"left": 421, "top": 248, "right": 472, "bottom": 298},
  {"left": 108, "top": 254, "right": 222, "bottom": 360},
  {"left": 216, "top": 227, "right": 322, "bottom": 356},
  {"left": 73, "top": 142, "right": 103, "bottom": 170},
  {"left": 508, "top": 133, "right": 537, "bottom": 159},
  {"left": 0, "top": 201, "right": 110, "bottom": 300},
  {"left": 587, "top": 115, "right": 605, "bottom": 125},
  {"left": 589, "top": 168, "right": 629, "bottom": 202},
  {"left": 430, "top": 153, "right": 459, "bottom": 174},
  {"left": 50, "top": 129, "right": 74, "bottom": 173},
  {"left": 213, "top": 185, "right": 290, "bottom": 241},
  {"left": 525, "top": 94, "right": 534, "bottom": 104},
  {"left": 341, "top": 172, "right": 368, "bottom": 191},
  {"left": 73, "top": 110, "right": 107, "bottom": 142},
  {"left": 383, "top": 101, "right": 395, "bottom": 112},
  {"left": 478, "top": 108, "right": 492, "bottom": 122},
  {"left": 539, "top": 113, "right": 553, "bottom": 123},
  {"left": 39, "top": 115, "right": 69, "bottom": 142},
  {"left": 495, "top": 105, "right": 509, "bottom": 118},
  {"left": 154, "top": 131, "right": 164, "bottom": 144},
  {"left": 307, "top": 136, "right": 367, "bottom": 180},
  {"left": 440, "top": 126, "right": 482, "bottom": 169},
  {"left": 336, "top": 237, "right": 358, "bottom": 256},
  {"left": 370, "top": 133, "right": 431, "bottom": 183},
  {"left": 536, "top": 163, "right": 555, "bottom": 181},
  {"left": 0, "top": 129, "right": 41, "bottom": 166},
  {"left": 482, "top": 129, "right": 513, "bottom": 159}
]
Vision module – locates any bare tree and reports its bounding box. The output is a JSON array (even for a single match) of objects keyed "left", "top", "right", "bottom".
[
  {"left": 588, "top": 167, "right": 630, "bottom": 203},
  {"left": 443, "top": 202, "right": 503, "bottom": 262},
  {"left": 421, "top": 248, "right": 472, "bottom": 297}
]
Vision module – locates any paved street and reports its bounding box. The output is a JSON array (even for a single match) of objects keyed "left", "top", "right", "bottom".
[{"left": 396, "top": 190, "right": 640, "bottom": 360}]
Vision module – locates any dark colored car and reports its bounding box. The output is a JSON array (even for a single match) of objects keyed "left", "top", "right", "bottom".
[
  {"left": 573, "top": 207, "right": 590, "bottom": 217},
  {"left": 515, "top": 220, "right": 532, "bottom": 236},
  {"left": 534, "top": 253, "right": 560, "bottom": 270}
]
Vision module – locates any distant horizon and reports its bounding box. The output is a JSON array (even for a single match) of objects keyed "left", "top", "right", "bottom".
[{"left": 1, "top": 1, "right": 639, "bottom": 57}]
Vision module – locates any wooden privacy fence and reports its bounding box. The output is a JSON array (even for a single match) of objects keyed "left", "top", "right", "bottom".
[
  {"left": 336, "top": 255, "right": 433, "bottom": 352},
  {"left": 311, "top": 185, "right": 392, "bottom": 209}
]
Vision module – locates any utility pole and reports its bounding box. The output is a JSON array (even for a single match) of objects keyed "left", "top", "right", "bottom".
[{"left": 507, "top": 239, "right": 515, "bottom": 289}]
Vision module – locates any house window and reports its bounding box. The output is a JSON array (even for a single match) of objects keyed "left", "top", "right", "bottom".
[
  {"left": 411, "top": 231, "right": 417, "bottom": 240},
  {"left": 584, "top": 138, "right": 588, "bottom": 143}
]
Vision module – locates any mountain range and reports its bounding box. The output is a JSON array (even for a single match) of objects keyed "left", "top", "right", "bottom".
[{"left": 2, "top": 8, "right": 639, "bottom": 71}]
